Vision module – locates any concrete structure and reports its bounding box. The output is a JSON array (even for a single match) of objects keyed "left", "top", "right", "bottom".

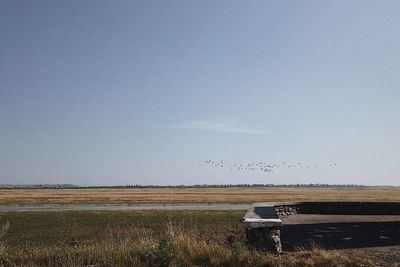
[
  {"left": 243, "top": 203, "right": 283, "bottom": 253},
  {"left": 244, "top": 201, "right": 400, "bottom": 253}
]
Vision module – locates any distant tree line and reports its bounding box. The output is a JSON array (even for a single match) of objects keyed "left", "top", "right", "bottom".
[{"left": 0, "top": 183, "right": 397, "bottom": 189}]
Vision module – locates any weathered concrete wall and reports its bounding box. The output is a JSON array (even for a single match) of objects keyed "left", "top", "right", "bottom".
[{"left": 245, "top": 227, "right": 282, "bottom": 253}]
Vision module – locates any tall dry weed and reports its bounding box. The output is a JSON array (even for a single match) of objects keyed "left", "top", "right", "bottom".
[{"left": 0, "top": 220, "right": 9, "bottom": 254}]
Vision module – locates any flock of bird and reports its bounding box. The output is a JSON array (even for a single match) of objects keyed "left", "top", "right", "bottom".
[{"left": 202, "top": 160, "right": 337, "bottom": 174}]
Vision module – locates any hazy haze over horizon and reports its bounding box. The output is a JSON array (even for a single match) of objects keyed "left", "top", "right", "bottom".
[{"left": 1, "top": 1, "right": 400, "bottom": 186}]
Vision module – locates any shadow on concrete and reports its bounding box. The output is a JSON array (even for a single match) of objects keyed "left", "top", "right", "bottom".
[
  {"left": 281, "top": 221, "right": 400, "bottom": 251},
  {"left": 253, "top": 206, "right": 280, "bottom": 219},
  {"left": 293, "top": 202, "right": 400, "bottom": 215}
]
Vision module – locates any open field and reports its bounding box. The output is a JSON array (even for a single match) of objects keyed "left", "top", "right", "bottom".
[
  {"left": 1, "top": 189, "right": 399, "bottom": 266},
  {"left": 0, "top": 188, "right": 399, "bottom": 205},
  {"left": 0, "top": 210, "right": 394, "bottom": 266}
]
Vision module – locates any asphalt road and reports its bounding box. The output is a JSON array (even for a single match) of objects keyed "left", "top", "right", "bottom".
[{"left": 0, "top": 203, "right": 251, "bottom": 212}]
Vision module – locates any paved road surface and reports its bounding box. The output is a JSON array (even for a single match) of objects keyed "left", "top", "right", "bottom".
[{"left": 0, "top": 203, "right": 251, "bottom": 212}]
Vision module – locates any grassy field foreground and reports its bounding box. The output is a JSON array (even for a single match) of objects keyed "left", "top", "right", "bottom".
[
  {"left": 0, "top": 210, "right": 385, "bottom": 266},
  {"left": 0, "top": 188, "right": 399, "bottom": 205}
]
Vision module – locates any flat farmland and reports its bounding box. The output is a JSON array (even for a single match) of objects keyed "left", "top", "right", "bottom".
[{"left": 0, "top": 187, "right": 399, "bottom": 205}]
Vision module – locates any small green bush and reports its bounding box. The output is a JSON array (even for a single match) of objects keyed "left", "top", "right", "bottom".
[
  {"left": 156, "top": 238, "right": 175, "bottom": 267},
  {"left": 138, "top": 237, "right": 175, "bottom": 267}
]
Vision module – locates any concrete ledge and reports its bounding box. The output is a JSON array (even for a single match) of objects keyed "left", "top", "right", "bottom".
[{"left": 243, "top": 218, "right": 282, "bottom": 228}]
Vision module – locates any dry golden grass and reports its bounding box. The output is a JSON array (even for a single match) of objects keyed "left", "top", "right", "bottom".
[
  {"left": 0, "top": 188, "right": 399, "bottom": 205},
  {"left": 0, "top": 219, "right": 378, "bottom": 267},
  {"left": 0, "top": 235, "right": 376, "bottom": 267}
]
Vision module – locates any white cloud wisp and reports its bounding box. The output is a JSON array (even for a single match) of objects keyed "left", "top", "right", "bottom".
[{"left": 164, "top": 120, "right": 277, "bottom": 136}]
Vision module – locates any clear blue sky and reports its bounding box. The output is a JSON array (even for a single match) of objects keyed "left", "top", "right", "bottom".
[{"left": 1, "top": 1, "right": 399, "bottom": 186}]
